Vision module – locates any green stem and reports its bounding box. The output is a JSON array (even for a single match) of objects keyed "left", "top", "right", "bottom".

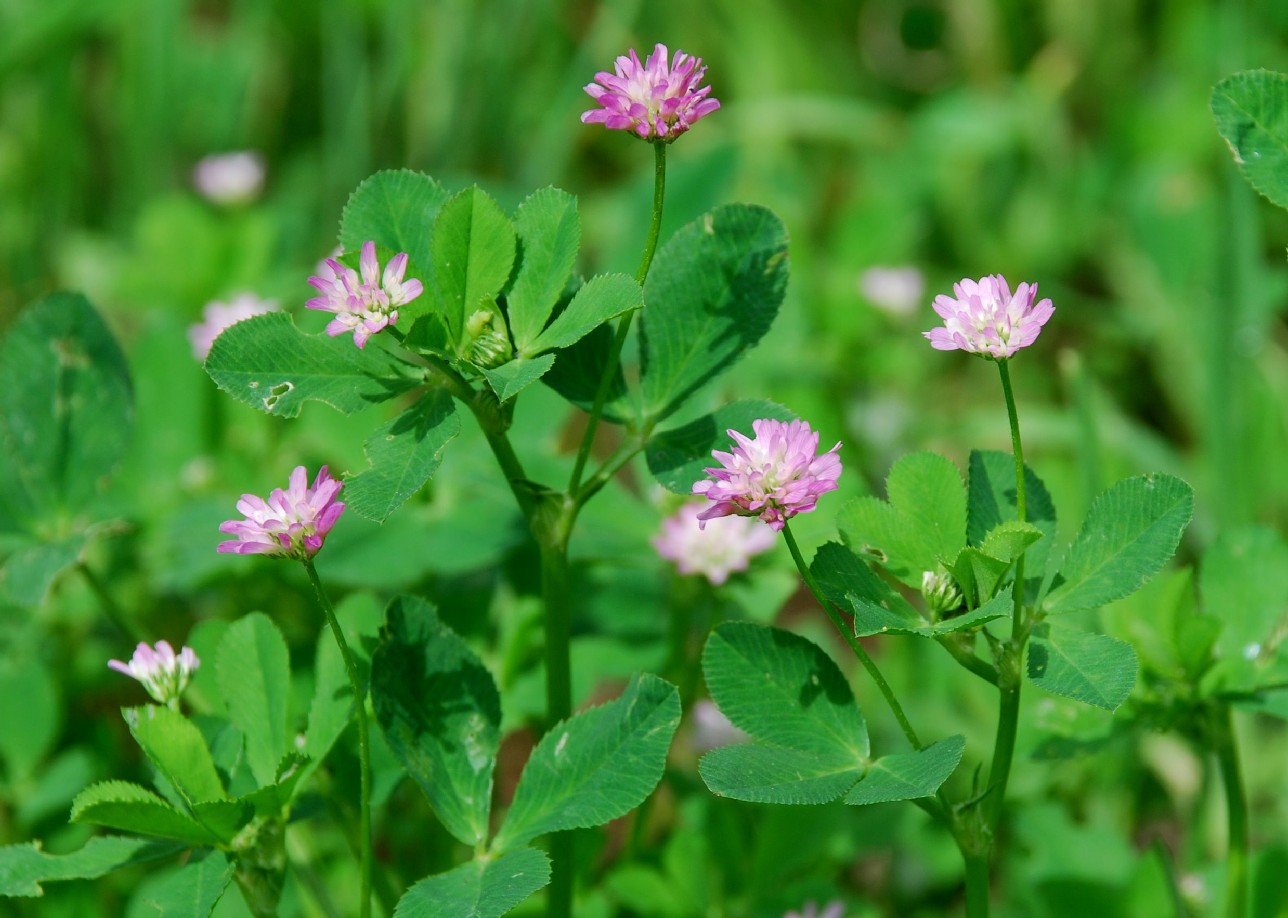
[
  {"left": 781, "top": 521, "right": 923, "bottom": 752},
  {"left": 304, "top": 561, "right": 372, "bottom": 918},
  {"left": 1215, "top": 704, "right": 1248, "bottom": 918},
  {"left": 568, "top": 142, "right": 667, "bottom": 494},
  {"left": 78, "top": 562, "right": 145, "bottom": 642},
  {"left": 981, "top": 358, "right": 1030, "bottom": 855},
  {"left": 533, "top": 499, "right": 576, "bottom": 918},
  {"left": 937, "top": 634, "right": 1000, "bottom": 686},
  {"left": 963, "top": 851, "right": 992, "bottom": 917}
]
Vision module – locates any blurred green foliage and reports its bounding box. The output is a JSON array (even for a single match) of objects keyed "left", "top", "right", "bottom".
[{"left": 3, "top": 0, "right": 1288, "bottom": 915}]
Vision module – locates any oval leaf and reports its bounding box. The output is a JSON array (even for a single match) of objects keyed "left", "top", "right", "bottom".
[
  {"left": 844, "top": 735, "right": 965, "bottom": 805},
  {"left": 1045, "top": 474, "right": 1194, "bottom": 614},
  {"left": 393, "top": 848, "right": 551, "bottom": 918},
  {"left": 215, "top": 613, "right": 292, "bottom": 788},
  {"left": 0, "top": 292, "right": 132, "bottom": 525},
  {"left": 429, "top": 187, "right": 516, "bottom": 337},
  {"left": 1026, "top": 626, "right": 1138, "bottom": 711},
  {"left": 528, "top": 273, "right": 642, "bottom": 354},
  {"left": 508, "top": 187, "right": 580, "bottom": 350},
  {"left": 205, "top": 312, "right": 420, "bottom": 417},
  {"left": 71, "top": 780, "right": 220, "bottom": 845},
  {"left": 491, "top": 674, "right": 680, "bottom": 852},
  {"left": 639, "top": 204, "right": 789, "bottom": 423},
  {"left": 123, "top": 706, "right": 227, "bottom": 807},
  {"left": 339, "top": 169, "right": 450, "bottom": 267},
  {"left": 344, "top": 389, "right": 461, "bottom": 522},
  {"left": 1212, "top": 70, "right": 1288, "bottom": 211},
  {"left": 372, "top": 596, "right": 501, "bottom": 848}
]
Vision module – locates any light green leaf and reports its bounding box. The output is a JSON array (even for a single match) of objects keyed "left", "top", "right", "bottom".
[
  {"left": 980, "top": 521, "right": 1044, "bottom": 563},
  {"left": 124, "top": 706, "right": 226, "bottom": 807},
  {"left": 838, "top": 452, "right": 967, "bottom": 589},
  {"left": 967, "top": 450, "right": 1057, "bottom": 576},
  {"left": 492, "top": 674, "right": 680, "bottom": 852},
  {"left": 528, "top": 273, "right": 642, "bottom": 354},
  {"left": 429, "top": 187, "right": 516, "bottom": 337},
  {"left": 393, "top": 847, "right": 551, "bottom": 918},
  {"left": 0, "top": 836, "right": 183, "bottom": 897},
  {"left": 702, "top": 622, "right": 868, "bottom": 761},
  {"left": 339, "top": 169, "right": 450, "bottom": 266},
  {"left": 482, "top": 354, "right": 557, "bottom": 403},
  {"left": 205, "top": 312, "right": 420, "bottom": 418},
  {"left": 698, "top": 744, "right": 865, "bottom": 805},
  {"left": 1212, "top": 70, "right": 1288, "bottom": 211},
  {"left": 137, "top": 850, "right": 233, "bottom": 918},
  {"left": 508, "top": 187, "right": 581, "bottom": 351},
  {"left": 0, "top": 533, "right": 87, "bottom": 607},
  {"left": 639, "top": 204, "right": 789, "bottom": 423},
  {"left": 214, "top": 613, "right": 291, "bottom": 789},
  {"left": 0, "top": 292, "right": 132, "bottom": 525},
  {"left": 302, "top": 624, "right": 353, "bottom": 775},
  {"left": 1045, "top": 474, "right": 1193, "bottom": 614},
  {"left": 344, "top": 389, "right": 461, "bottom": 522},
  {"left": 371, "top": 596, "right": 500, "bottom": 847},
  {"left": 645, "top": 400, "right": 797, "bottom": 494},
  {"left": 845, "top": 735, "right": 965, "bottom": 805},
  {"left": 946, "top": 547, "right": 1013, "bottom": 608},
  {"left": 71, "top": 780, "right": 220, "bottom": 845},
  {"left": 1027, "top": 626, "right": 1138, "bottom": 711}
]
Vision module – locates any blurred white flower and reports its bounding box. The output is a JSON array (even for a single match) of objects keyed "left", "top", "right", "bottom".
[
  {"left": 784, "top": 900, "right": 846, "bottom": 918},
  {"left": 193, "top": 151, "right": 266, "bottom": 205},
  {"left": 653, "top": 500, "right": 777, "bottom": 584},
  {"left": 189, "top": 293, "right": 279, "bottom": 360},
  {"left": 690, "top": 699, "right": 750, "bottom": 753},
  {"left": 859, "top": 265, "right": 925, "bottom": 317}
]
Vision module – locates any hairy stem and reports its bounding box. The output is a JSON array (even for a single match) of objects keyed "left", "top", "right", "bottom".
[{"left": 304, "top": 561, "right": 372, "bottom": 918}]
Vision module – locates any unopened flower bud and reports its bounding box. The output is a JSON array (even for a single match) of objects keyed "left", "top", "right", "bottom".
[{"left": 921, "top": 567, "right": 963, "bottom": 616}]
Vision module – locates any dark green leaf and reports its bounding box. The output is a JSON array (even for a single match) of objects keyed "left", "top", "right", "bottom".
[
  {"left": 845, "top": 735, "right": 965, "bottom": 805},
  {"left": 698, "top": 744, "right": 865, "bottom": 805},
  {"left": 1027, "top": 626, "right": 1138, "bottom": 711},
  {"left": 849, "top": 585, "right": 1011, "bottom": 638},
  {"left": 344, "top": 389, "right": 461, "bottom": 522},
  {"left": 1212, "top": 70, "right": 1288, "bottom": 211},
  {"left": 541, "top": 322, "right": 630, "bottom": 422},
  {"left": 646, "top": 400, "right": 796, "bottom": 494},
  {"left": 137, "top": 850, "right": 233, "bottom": 918},
  {"left": 1045, "top": 474, "right": 1193, "bottom": 614},
  {"left": 508, "top": 187, "right": 581, "bottom": 351},
  {"left": 339, "top": 169, "right": 450, "bottom": 267},
  {"left": 371, "top": 596, "right": 500, "bottom": 847},
  {"left": 0, "top": 836, "right": 183, "bottom": 897},
  {"left": 492, "top": 674, "right": 680, "bottom": 851},
  {"left": 0, "top": 292, "right": 132, "bottom": 525},
  {"left": 639, "top": 205, "right": 789, "bottom": 423},
  {"left": 214, "top": 613, "right": 291, "bottom": 789},
  {"left": 205, "top": 312, "right": 420, "bottom": 418},
  {"left": 393, "top": 847, "right": 551, "bottom": 918},
  {"left": 701, "top": 622, "right": 867, "bottom": 761}
]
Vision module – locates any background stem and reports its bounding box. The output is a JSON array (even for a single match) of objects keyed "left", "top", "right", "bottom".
[{"left": 1215, "top": 704, "right": 1248, "bottom": 918}]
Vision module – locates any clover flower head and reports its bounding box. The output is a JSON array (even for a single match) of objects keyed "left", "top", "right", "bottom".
[
  {"left": 188, "top": 292, "right": 279, "bottom": 361},
  {"left": 108, "top": 641, "right": 200, "bottom": 706},
  {"left": 306, "top": 241, "right": 423, "bottom": 348},
  {"left": 218, "top": 465, "right": 345, "bottom": 560},
  {"left": 693, "top": 419, "right": 842, "bottom": 531},
  {"left": 193, "top": 151, "right": 265, "bottom": 205},
  {"left": 581, "top": 43, "right": 720, "bottom": 142},
  {"left": 921, "top": 566, "right": 964, "bottom": 616},
  {"left": 924, "top": 274, "right": 1054, "bottom": 359},
  {"left": 652, "top": 501, "right": 776, "bottom": 585}
]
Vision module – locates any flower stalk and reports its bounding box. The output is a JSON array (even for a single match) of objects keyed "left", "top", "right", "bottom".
[{"left": 304, "top": 560, "right": 373, "bottom": 918}]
